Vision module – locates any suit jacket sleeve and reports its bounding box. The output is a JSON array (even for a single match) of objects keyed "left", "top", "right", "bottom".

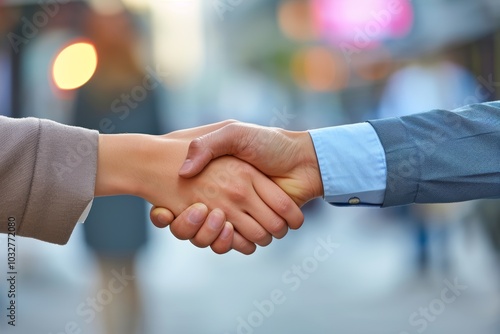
[
  {"left": 368, "top": 102, "right": 500, "bottom": 207},
  {"left": 0, "top": 116, "right": 98, "bottom": 244}
]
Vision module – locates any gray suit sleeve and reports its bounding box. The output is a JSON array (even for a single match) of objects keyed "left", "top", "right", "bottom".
[
  {"left": 0, "top": 116, "right": 98, "bottom": 244},
  {"left": 368, "top": 102, "right": 500, "bottom": 207}
]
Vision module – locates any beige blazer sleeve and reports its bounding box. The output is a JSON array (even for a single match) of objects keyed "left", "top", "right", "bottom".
[{"left": 0, "top": 116, "right": 98, "bottom": 244}]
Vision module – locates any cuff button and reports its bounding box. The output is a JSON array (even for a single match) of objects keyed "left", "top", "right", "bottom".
[{"left": 348, "top": 197, "right": 360, "bottom": 205}]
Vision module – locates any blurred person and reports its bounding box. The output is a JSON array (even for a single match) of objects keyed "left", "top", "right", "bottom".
[
  {"left": 18, "top": 2, "right": 85, "bottom": 125},
  {"left": 73, "top": 9, "right": 160, "bottom": 334},
  {"left": 0, "top": 6, "right": 22, "bottom": 117},
  {"left": 377, "top": 56, "right": 478, "bottom": 276},
  {"left": 470, "top": 200, "right": 500, "bottom": 256},
  {"left": 0, "top": 43, "right": 12, "bottom": 117},
  {"left": 468, "top": 199, "right": 500, "bottom": 281},
  {"left": 466, "top": 198, "right": 500, "bottom": 313}
]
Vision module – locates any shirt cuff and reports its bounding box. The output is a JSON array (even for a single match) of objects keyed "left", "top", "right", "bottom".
[
  {"left": 309, "top": 123, "right": 387, "bottom": 206},
  {"left": 77, "top": 199, "right": 93, "bottom": 224}
]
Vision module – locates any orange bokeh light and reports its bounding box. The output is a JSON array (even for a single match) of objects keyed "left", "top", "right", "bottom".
[
  {"left": 278, "top": 0, "right": 316, "bottom": 41},
  {"left": 291, "top": 47, "right": 349, "bottom": 91}
]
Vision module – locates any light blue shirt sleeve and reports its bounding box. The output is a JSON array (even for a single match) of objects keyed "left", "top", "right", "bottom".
[{"left": 308, "top": 123, "right": 387, "bottom": 206}]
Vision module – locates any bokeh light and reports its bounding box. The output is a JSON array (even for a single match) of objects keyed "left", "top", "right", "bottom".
[
  {"left": 52, "top": 42, "right": 98, "bottom": 90},
  {"left": 351, "top": 46, "right": 394, "bottom": 81},
  {"left": 278, "top": 0, "right": 316, "bottom": 41},
  {"left": 312, "top": 0, "right": 414, "bottom": 46},
  {"left": 291, "top": 46, "right": 349, "bottom": 91}
]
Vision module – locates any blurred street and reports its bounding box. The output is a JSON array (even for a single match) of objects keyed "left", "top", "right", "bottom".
[{"left": 2, "top": 201, "right": 500, "bottom": 334}]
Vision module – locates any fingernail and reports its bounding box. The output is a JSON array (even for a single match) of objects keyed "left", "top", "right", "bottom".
[
  {"left": 179, "top": 159, "right": 193, "bottom": 174},
  {"left": 207, "top": 210, "right": 224, "bottom": 230},
  {"left": 220, "top": 224, "right": 232, "bottom": 240},
  {"left": 187, "top": 204, "right": 205, "bottom": 225},
  {"left": 157, "top": 213, "right": 169, "bottom": 226}
]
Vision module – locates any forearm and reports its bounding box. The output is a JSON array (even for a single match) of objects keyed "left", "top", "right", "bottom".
[
  {"left": 369, "top": 102, "right": 500, "bottom": 206},
  {"left": 95, "top": 133, "right": 187, "bottom": 205},
  {"left": 95, "top": 133, "right": 207, "bottom": 218},
  {"left": 95, "top": 133, "right": 156, "bottom": 197}
]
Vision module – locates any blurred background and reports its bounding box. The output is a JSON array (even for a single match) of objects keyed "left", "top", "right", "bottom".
[{"left": 1, "top": 0, "right": 500, "bottom": 333}]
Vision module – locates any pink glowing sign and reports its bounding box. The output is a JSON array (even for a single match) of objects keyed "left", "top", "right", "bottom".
[{"left": 312, "top": 0, "right": 414, "bottom": 46}]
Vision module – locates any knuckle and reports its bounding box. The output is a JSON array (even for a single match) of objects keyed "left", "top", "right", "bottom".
[
  {"left": 238, "top": 163, "right": 254, "bottom": 176},
  {"left": 188, "top": 137, "right": 204, "bottom": 151},
  {"left": 232, "top": 240, "right": 256, "bottom": 255},
  {"left": 268, "top": 217, "right": 287, "bottom": 237},
  {"left": 275, "top": 194, "right": 294, "bottom": 216},
  {"left": 226, "top": 183, "right": 248, "bottom": 203},
  {"left": 253, "top": 229, "right": 272, "bottom": 246},
  {"left": 223, "top": 119, "right": 239, "bottom": 127}
]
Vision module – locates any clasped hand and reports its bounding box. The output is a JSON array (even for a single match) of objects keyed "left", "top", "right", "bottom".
[{"left": 145, "top": 121, "right": 324, "bottom": 255}]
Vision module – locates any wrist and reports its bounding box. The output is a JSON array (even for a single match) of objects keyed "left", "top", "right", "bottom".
[
  {"left": 95, "top": 134, "right": 155, "bottom": 197},
  {"left": 290, "top": 130, "right": 324, "bottom": 199}
]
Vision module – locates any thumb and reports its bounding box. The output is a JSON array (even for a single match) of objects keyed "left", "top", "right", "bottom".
[
  {"left": 178, "top": 124, "right": 240, "bottom": 178},
  {"left": 150, "top": 206, "right": 175, "bottom": 228}
]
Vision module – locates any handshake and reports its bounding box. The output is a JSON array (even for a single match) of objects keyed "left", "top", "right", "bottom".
[{"left": 96, "top": 120, "right": 324, "bottom": 255}]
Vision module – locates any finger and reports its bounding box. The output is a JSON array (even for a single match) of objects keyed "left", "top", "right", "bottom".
[
  {"left": 229, "top": 210, "right": 273, "bottom": 247},
  {"left": 179, "top": 124, "right": 241, "bottom": 178},
  {"left": 190, "top": 209, "right": 226, "bottom": 248},
  {"left": 243, "top": 174, "right": 289, "bottom": 239},
  {"left": 150, "top": 206, "right": 175, "bottom": 228},
  {"left": 253, "top": 175, "right": 304, "bottom": 231},
  {"left": 231, "top": 230, "right": 257, "bottom": 255},
  {"left": 169, "top": 203, "right": 209, "bottom": 240},
  {"left": 209, "top": 222, "right": 234, "bottom": 254}
]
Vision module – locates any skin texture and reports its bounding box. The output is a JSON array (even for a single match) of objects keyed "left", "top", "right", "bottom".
[
  {"left": 150, "top": 121, "right": 324, "bottom": 253},
  {"left": 95, "top": 121, "right": 304, "bottom": 255}
]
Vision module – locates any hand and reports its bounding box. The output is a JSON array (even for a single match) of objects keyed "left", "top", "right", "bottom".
[
  {"left": 158, "top": 121, "right": 300, "bottom": 254},
  {"left": 150, "top": 203, "right": 235, "bottom": 254},
  {"left": 150, "top": 121, "right": 324, "bottom": 248},
  {"left": 95, "top": 129, "right": 303, "bottom": 255},
  {"left": 178, "top": 121, "right": 324, "bottom": 206},
  {"left": 153, "top": 121, "right": 241, "bottom": 253}
]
